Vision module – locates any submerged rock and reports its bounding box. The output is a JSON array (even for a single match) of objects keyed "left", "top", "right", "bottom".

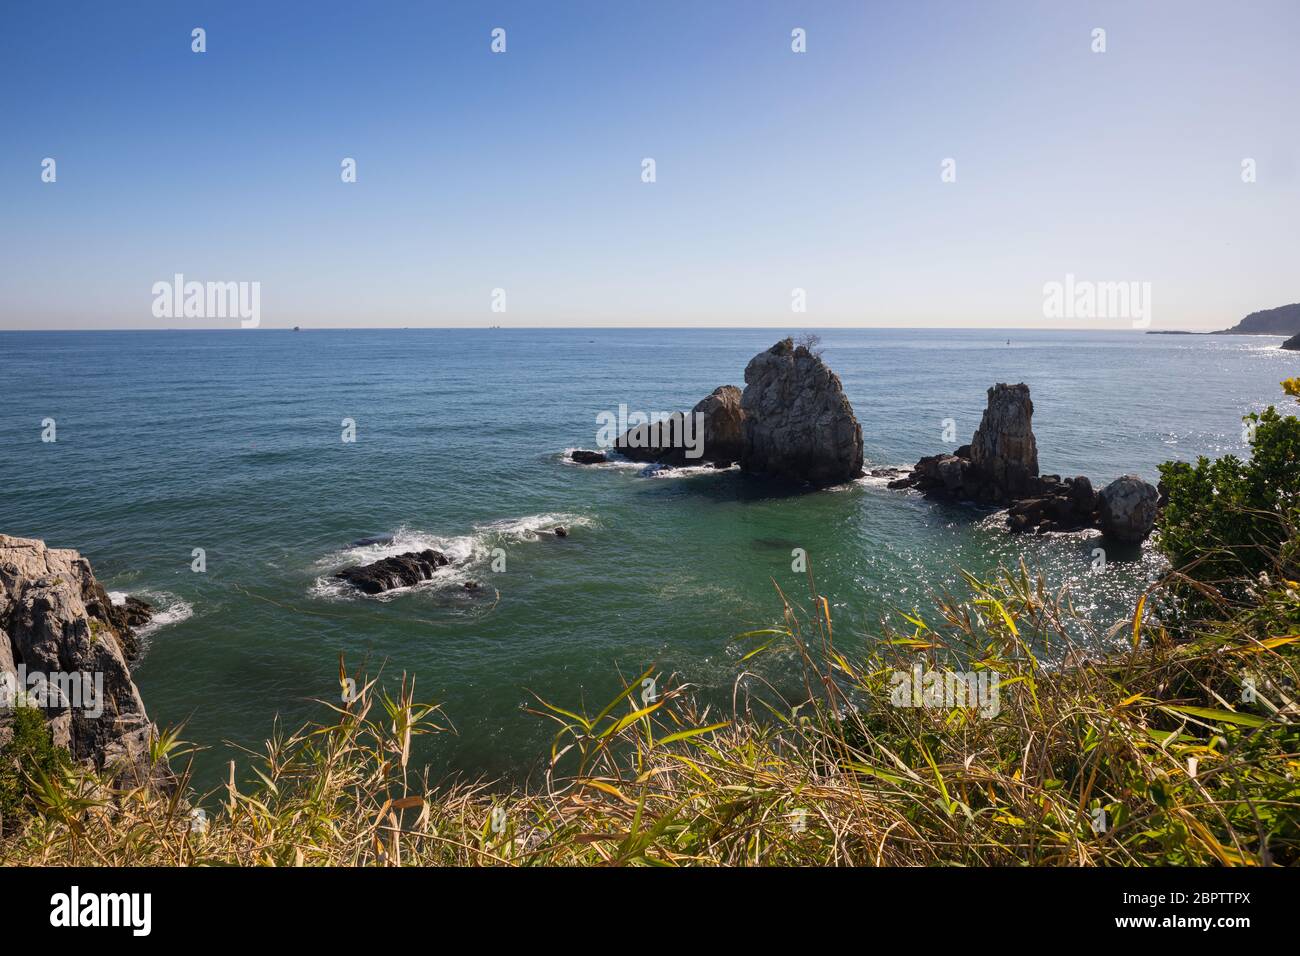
[
  {"left": 739, "top": 339, "right": 864, "bottom": 486},
  {"left": 335, "top": 550, "right": 450, "bottom": 595},
  {"left": 569, "top": 449, "right": 608, "bottom": 465},
  {"left": 554, "top": 526, "right": 569, "bottom": 538},
  {"left": 0, "top": 534, "right": 165, "bottom": 787},
  {"left": 1098, "top": 475, "right": 1160, "bottom": 543}
]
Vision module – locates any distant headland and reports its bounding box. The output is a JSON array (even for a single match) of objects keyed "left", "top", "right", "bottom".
[{"left": 1148, "top": 301, "right": 1300, "bottom": 338}]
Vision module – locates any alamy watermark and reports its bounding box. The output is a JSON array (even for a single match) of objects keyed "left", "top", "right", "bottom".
[
  {"left": 595, "top": 405, "right": 705, "bottom": 459},
  {"left": 889, "top": 662, "right": 1000, "bottom": 718},
  {"left": 1042, "top": 273, "right": 1151, "bottom": 328},
  {"left": 151, "top": 273, "right": 261, "bottom": 328},
  {"left": 1, "top": 665, "right": 104, "bottom": 718}
]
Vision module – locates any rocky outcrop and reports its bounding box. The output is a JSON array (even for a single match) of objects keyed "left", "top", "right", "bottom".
[
  {"left": 890, "top": 387, "right": 1160, "bottom": 542},
  {"left": 0, "top": 534, "right": 163, "bottom": 787},
  {"left": 1098, "top": 475, "right": 1161, "bottom": 543},
  {"left": 615, "top": 386, "right": 746, "bottom": 467},
  {"left": 969, "top": 384, "right": 1039, "bottom": 500},
  {"left": 335, "top": 550, "right": 450, "bottom": 595},
  {"left": 893, "top": 384, "right": 1039, "bottom": 505},
  {"left": 569, "top": 450, "right": 608, "bottom": 465},
  {"left": 739, "top": 340, "right": 864, "bottom": 486},
  {"left": 1282, "top": 332, "right": 1300, "bottom": 351},
  {"left": 1005, "top": 475, "right": 1098, "bottom": 534}
]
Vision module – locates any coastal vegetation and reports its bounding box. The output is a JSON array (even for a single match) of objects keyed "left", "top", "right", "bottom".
[{"left": 2, "top": 383, "right": 1298, "bottom": 866}]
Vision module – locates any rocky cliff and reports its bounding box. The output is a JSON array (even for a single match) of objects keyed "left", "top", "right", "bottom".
[{"left": 0, "top": 534, "right": 162, "bottom": 787}]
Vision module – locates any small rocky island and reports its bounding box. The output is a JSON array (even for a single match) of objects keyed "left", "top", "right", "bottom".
[
  {"left": 1, "top": 534, "right": 162, "bottom": 786},
  {"left": 889, "top": 384, "right": 1160, "bottom": 542},
  {"left": 576, "top": 338, "right": 864, "bottom": 486}
]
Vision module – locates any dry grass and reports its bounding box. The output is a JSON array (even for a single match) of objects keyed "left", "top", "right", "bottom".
[{"left": 3, "top": 560, "right": 1297, "bottom": 867}]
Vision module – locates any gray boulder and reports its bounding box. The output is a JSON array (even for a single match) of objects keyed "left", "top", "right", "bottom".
[
  {"left": 1098, "top": 475, "right": 1160, "bottom": 543},
  {"left": 739, "top": 339, "right": 864, "bottom": 486}
]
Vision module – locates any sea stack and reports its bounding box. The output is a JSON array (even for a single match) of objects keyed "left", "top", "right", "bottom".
[
  {"left": 0, "top": 534, "right": 164, "bottom": 786},
  {"left": 968, "top": 384, "right": 1039, "bottom": 500},
  {"left": 897, "top": 383, "right": 1040, "bottom": 504},
  {"left": 891, "top": 385, "right": 1160, "bottom": 541},
  {"left": 739, "top": 339, "right": 864, "bottom": 486}
]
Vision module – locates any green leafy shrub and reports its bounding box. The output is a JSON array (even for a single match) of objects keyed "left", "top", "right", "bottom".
[
  {"left": 1158, "top": 388, "right": 1300, "bottom": 617},
  {"left": 0, "top": 705, "right": 72, "bottom": 834}
]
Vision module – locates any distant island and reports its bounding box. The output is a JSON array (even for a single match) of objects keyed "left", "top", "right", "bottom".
[{"left": 1146, "top": 300, "right": 1300, "bottom": 337}]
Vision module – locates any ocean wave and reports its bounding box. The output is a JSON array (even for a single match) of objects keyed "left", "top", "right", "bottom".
[
  {"left": 644, "top": 462, "right": 737, "bottom": 479},
  {"left": 852, "top": 467, "right": 913, "bottom": 490},
  {"left": 136, "top": 594, "right": 195, "bottom": 636},
  {"left": 311, "top": 513, "right": 593, "bottom": 600},
  {"left": 108, "top": 589, "right": 193, "bottom": 636}
]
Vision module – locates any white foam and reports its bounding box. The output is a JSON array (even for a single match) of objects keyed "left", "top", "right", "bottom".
[
  {"left": 559, "top": 448, "right": 646, "bottom": 471},
  {"left": 131, "top": 591, "right": 194, "bottom": 638},
  {"left": 312, "top": 514, "right": 593, "bottom": 600},
  {"left": 107, "top": 591, "right": 128, "bottom": 606},
  {"left": 644, "top": 462, "right": 736, "bottom": 479}
]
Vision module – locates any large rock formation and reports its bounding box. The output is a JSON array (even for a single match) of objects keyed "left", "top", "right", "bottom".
[
  {"left": 335, "top": 549, "right": 450, "bottom": 594},
  {"left": 890, "top": 386, "right": 1160, "bottom": 541},
  {"left": 1282, "top": 332, "right": 1300, "bottom": 351},
  {"left": 739, "top": 339, "right": 864, "bottom": 486},
  {"left": 1098, "top": 475, "right": 1160, "bottom": 543},
  {"left": 615, "top": 385, "right": 746, "bottom": 467},
  {"left": 969, "top": 384, "right": 1039, "bottom": 500},
  {"left": 894, "top": 383, "right": 1039, "bottom": 505},
  {"left": 0, "top": 534, "right": 162, "bottom": 786}
]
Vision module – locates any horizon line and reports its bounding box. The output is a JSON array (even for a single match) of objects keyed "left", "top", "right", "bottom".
[{"left": 0, "top": 325, "right": 1249, "bottom": 334}]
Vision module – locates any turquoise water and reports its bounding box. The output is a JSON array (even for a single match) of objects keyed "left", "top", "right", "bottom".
[{"left": 1, "top": 328, "right": 1294, "bottom": 788}]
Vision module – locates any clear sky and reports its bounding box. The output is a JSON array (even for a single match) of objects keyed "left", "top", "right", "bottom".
[{"left": 1, "top": 1, "right": 1296, "bottom": 331}]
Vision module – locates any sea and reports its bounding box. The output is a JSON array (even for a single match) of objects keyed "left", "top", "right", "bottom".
[{"left": 1, "top": 327, "right": 1293, "bottom": 790}]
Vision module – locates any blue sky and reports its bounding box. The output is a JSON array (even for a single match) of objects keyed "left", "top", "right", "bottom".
[{"left": 1, "top": 1, "right": 1296, "bottom": 330}]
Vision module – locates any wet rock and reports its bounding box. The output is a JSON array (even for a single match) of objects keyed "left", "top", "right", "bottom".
[
  {"left": 554, "top": 526, "right": 569, "bottom": 538},
  {"left": 569, "top": 450, "right": 608, "bottom": 465},
  {"left": 335, "top": 550, "right": 450, "bottom": 595},
  {"left": 739, "top": 339, "right": 864, "bottom": 486}
]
